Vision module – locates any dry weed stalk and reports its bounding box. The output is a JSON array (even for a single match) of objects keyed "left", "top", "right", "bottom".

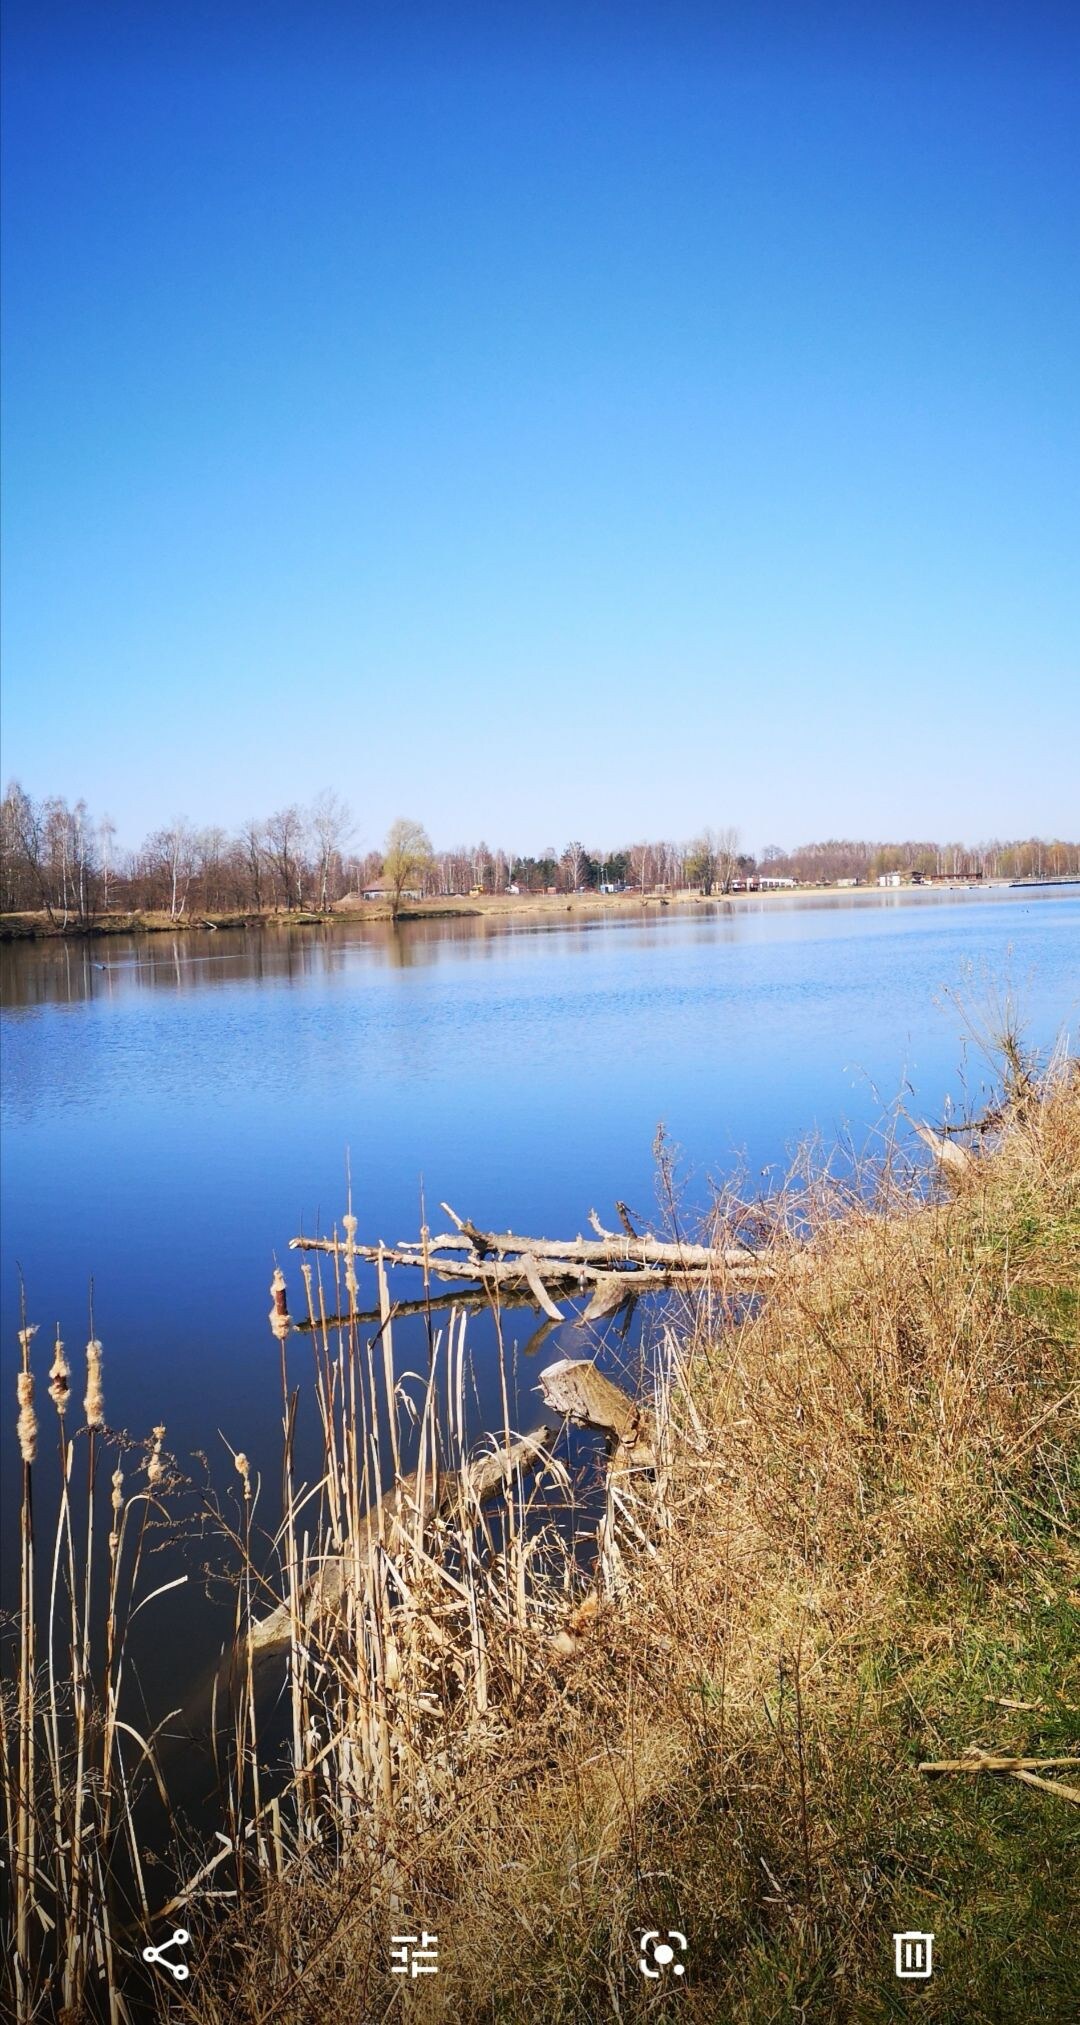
[
  {"left": 188, "top": 1048, "right": 1076, "bottom": 2021},
  {"left": 5, "top": 1037, "right": 1075, "bottom": 2022},
  {"left": 1, "top": 1312, "right": 183, "bottom": 2022}
]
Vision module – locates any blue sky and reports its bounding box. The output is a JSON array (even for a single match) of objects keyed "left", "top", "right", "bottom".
[{"left": 2, "top": 2, "right": 1078, "bottom": 858}]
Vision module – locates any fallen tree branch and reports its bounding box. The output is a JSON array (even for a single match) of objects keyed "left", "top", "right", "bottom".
[
  {"left": 289, "top": 1235, "right": 773, "bottom": 1291},
  {"left": 1009, "top": 1768, "right": 1080, "bottom": 1804},
  {"left": 914, "top": 1121, "right": 976, "bottom": 1178},
  {"left": 416, "top": 1214, "right": 762, "bottom": 1270},
  {"left": 918, "top": 1754, "right": 1080, "bottom": 1773},
  {"left": 538, "top": 1357, "right": 656, "bottom": 1465},
  {"left": 249, "top": 1421, "right": 558, "bottom": 1655},
  {"left": 919, "top": 1751, "right": 1080, "bottom": 1804}
]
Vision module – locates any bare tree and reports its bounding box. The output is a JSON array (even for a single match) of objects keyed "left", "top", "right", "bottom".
[
  {"left": 264, "top": 806, "right": 306, "bottom": 910},
  {"left": 715, "top": 824, "right": 740, "bottom": 894},
  {"left": 561, "top": 841, "right": 587, "bottom": 892},
  {"left": 628, "top": 841, "right": 652, "bottom": 893},
  {"left": 146, "top": 818, "right": 194, "bottom": 919},
  {"left": 41, "top": 798, "right": 80, "bottom": 925},
  {"left": 193, "top": 826, "right": 228, "bottom": 912},
  {"left": 310, "top": 790, "right": 355, "bottom": 911},
  {"left": 69, "top": 800, "right": 97, "bottom": 923},
  {"left": 1, "top": 781, "right": 54, "bottom": 919},
  {"left": 239, "top": 818, "right": 267, "bottom": 910},
  {"left": 98, "top": 814, "right": 117, "bottom": 912},
  {"left": 383, "top": 818, "right": 433, "bottom": 917},
  {"left": 473, "top": 841, "right": 493, "bottom": 893}
]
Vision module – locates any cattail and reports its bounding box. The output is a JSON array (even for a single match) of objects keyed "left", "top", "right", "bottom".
[
  {"left": 16, "top": 1323, "right": 38, "bottom": 1462},
  {"left": 109, "top": 1467, "right": 124, "bottom": 1553},
  {"left": 145, "top": 1423, "right": 166, "bottom": 1487},
  {"left": 84, "top": 1338, "right": 105, "bottom": 1429},
  {"left": 234, "top": 1451, "right": 252, "bottom": 1500},
  {"left": 268, "top": 1268, "right": 291, "bottom": 1342},
  {"left": 48, "top": 1329, "right": 71, "bottom": 1416},
  {"left": 342, "top": 1213, "right": 359, "bottom": 1304},
  {"left": 16, "top": 1369, "right": 38, "bottom": 1464}
]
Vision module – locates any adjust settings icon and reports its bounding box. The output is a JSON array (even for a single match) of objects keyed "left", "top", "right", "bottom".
[{"left": 638, "top": 1929, "right": 687, "bottom": 1978}]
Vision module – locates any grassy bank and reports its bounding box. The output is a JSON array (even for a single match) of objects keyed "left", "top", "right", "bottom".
[
  {"left": 0, "top": 907, "right": 343, "bottom": 939},
  {"left": 0, "top": 891, "right": 746, "bottom": 942},
  {"left": 4, "top": 1057, "right": 1077, "bottom": 2021},
  {"left": 193, "top": 1062, "right": 1080, "bottom": 2021},
  {"left": 2, "top": 884, "right": 914, "bottom": 942}
]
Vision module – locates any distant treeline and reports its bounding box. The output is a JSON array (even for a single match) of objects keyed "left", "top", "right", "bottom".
[{"left": 2, "top": 779, "right": 1077, "bottom": 926}]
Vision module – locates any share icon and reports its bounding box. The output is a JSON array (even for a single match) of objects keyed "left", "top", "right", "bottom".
[{"left": 143, "top": 1928, "right": 191, "bottom": 1981}]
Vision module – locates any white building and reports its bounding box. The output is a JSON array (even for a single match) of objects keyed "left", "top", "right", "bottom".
[{"left": 362, "top": 879, "right": 423, "bottom": 901}]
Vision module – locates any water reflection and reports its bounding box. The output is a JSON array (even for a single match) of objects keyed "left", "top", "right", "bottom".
[
  {"left": 2, "top": 889, "right": 1076, "bottom": 1726},
  {"left": 2, "top": 886, "right": 1054, "bottom": 1013}
]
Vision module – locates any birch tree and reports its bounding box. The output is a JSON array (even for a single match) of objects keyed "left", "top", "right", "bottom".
[
  {"left": 561, "top": 841, "right": 587, "bottom": 892},
  {"left": 310, "top": 791, "right": 354, "bottom": 910}
]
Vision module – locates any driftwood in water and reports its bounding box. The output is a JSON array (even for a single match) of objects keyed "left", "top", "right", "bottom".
[
  {"left": 538, "top": 1357, "right": 663, "bottom": 1619},
  {"left": 290, "top": 1198, "right": 775, "bottom": 1327},
  {"left": 250, "top": 1361, "right": 658, "bottom": 1655},
  {"left": 289, "top": 1237, "right": 767, "bottom": 1326},
  {"left": 422, "top": 1201, "right": 761, "bottom": 1270},
  {"left": 914, "top": 1121, "right": 976, "bottom": 1179},
  {"left": 539, "top": 1357, "right": 656, "bottom": 1466},
  {"left": 249, "top": 1422, "right": 556, "bottom": 1655},
  {"left": 291, "top": 1236, "right": 765, "bottom": 1284}
]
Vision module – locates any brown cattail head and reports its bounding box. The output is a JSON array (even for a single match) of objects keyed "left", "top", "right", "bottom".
[
  {"left": 268, "top": 1268, "right": 291, "bottom": 1342},
  {"left": 84, "top": 1339, "right": 105, "bottom": 1429},
  {"left": 234, "top": 1451, "right": 252, "bottom": 1500},
  {"left": 109, "top": 1467, "right": 124, "bottom": 1553},
  {"left": 49, "top": 1330, "right": 71, "bottom": 1416},
  {"left": 342, "top": 1213, "right": 360, "bottom": 1304},
  {"left": 16, "top": 1368, "right": 38, "bottom": 1464},
  {"left": 146, "top": 1424, "right": 166, "bottom": 1487}
]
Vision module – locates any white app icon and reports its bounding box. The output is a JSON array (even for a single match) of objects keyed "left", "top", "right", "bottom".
[
  {"left": 143, "top": 1927, "right": 191, "bottom": 1982},
  {"left": 894, "top": 1930, "right": 934, "bottom": 1979},
  {"left": 390, "top": 1930, "right": 439, "bottom": 1977},
  {"left": 639, "top": 1929, "right": 687, "bottom": 1978}
]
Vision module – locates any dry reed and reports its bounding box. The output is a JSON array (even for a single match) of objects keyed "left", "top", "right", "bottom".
[{"left": 3, "top": 1041, "right": 1077, "bottom": 2021}]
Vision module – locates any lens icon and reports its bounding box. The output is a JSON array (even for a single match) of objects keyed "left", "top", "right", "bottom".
[{"left": 638, "top": 1929, "right": 687, "bottom": 1978}]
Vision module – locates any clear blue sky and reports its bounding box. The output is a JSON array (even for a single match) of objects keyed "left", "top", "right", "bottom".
[{"left": 2, "top": 2, "right": 1078, "bottom": 858}]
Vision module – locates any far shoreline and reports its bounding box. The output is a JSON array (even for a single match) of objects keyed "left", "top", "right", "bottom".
[{"left": 2, "top": 878, "right": 1076, "bottom": 946}]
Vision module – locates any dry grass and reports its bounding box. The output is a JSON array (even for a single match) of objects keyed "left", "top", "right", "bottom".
[
  {"left": 4, "top": 1054, "right": 1078, "bottom": 2021},
  {"left": 193, "top": 1057, "right": 1080, "bottom": 2022}
]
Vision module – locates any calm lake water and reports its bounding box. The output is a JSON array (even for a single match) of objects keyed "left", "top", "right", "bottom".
[{"left": 2, "top": 889, "right": 1077, "bottom": 1695}]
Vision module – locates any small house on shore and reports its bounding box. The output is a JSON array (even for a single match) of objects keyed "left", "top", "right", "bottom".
[{"left": 361, "top": 878, "right": 423, "bottom": 902}]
